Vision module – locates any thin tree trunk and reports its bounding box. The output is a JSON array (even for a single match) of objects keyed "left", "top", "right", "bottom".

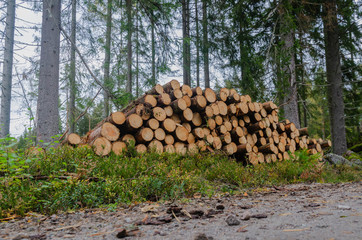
[
  {"left": 36, "top": 0, "right": 61, "bottom": 143},
  {"left": 69, "top": 0, "right": 76, "bottom": 133},
  {"left": 202, "top": 0, "right": 209, "bottom": 88},
  {"left": 136, "top": 1, "right": 139, "bottom": 97},
  {"left": 195, "top": 0, "right": 200, "bottom": 87},
  {"left": 279, "top": 2, "right": 300, "bottom": 129},
  {"left": 103, "top": 0, "right": 112, "bottom": 117},
  {"left": 182, "top": 0, "right": 191, "bottom": 86},
  {"left": 322, "top": 0, "right": 347, "bottom": 154},
  {"left": 126, "top": 0, "right": 133, "bottom": 99},
  {"left": 299, "top": 32, "right": 307, "bottom": 128},
  {"left": 0, "top": 0, "right": 16, "bottom": 137},
  {"left": 151, "top": 10, "right": 156, "bottom": 86}
]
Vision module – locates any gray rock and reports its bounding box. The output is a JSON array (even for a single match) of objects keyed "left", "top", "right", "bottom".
[
  {"left": 226, "top": 215, "right": 240, "bottom": 226},
  {"left": 323, "top": 153, "right": 351, "bottom": 165},
  {"left": 240, "top": 211, "right": 251, "bottom": 221},
  {"left": 337, "top": 205, "right": 351, "bottom": 210}
]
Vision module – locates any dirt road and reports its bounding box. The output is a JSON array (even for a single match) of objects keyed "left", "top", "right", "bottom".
[{"left": 1, "top": 182, "right": 361, "bottom": 240}]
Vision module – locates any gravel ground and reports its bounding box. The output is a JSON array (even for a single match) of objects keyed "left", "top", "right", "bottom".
[{"left": 1, "top": 182, "right": 361, "bottom": 240}]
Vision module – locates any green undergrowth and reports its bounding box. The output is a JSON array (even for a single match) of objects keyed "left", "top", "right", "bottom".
[{"left": 0, "top": 144, "right": 361, "bottom": 218}]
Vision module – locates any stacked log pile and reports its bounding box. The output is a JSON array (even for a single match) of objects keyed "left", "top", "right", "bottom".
[{"left": 67, "top": 79, "right": 331, "bottom": 165}]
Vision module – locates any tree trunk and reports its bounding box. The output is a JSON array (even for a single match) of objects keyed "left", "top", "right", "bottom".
[
  {"left": 68, "top": 0, "right": 76, "bottom": 133},
  {"left": 280, "top": 2, "right": 300, "bottom": 128},
  {"left": 195, "top": 0, "right": 200, "bottom": 87},
  {"left": 0, "top": 0, "right": 15, "bottom": 137},
  {"left": 135, "top": 1, "right": 139, "bottom": 97},
  {"left": 126, "top": 0, "right": 133, "bottom": 99},
  {"left": 151, "top": 10, "right": 156, "bottom": 86},
  {"left": 202, "top": 0, "right": 210, "bottom": 88},
  {"left": 36, "top": 0, "right": 61, "bottom": 143},
  {"left": 182, "top": 0, "right": 191, "bottom": 86},
  {"left": 322, "top": 0, "right": 347, "bottom": 155},
  {"left": 103, "top": 0, "right": 112, "bottom": 117}
]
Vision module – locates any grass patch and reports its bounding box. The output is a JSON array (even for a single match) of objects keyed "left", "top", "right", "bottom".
[{"left": 0, "top": 145, "right": 361, "bottom": 218}]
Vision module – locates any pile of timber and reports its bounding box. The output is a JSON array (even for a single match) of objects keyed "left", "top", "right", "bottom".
[{"left": 66, "top": 79, "right": 331, "bottom": 165}]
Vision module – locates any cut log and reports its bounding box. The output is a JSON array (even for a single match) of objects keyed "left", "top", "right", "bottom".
[
  {"left": 190, "top": 112, "right": 202, "bottom": 127},
  {"left": 181, "top": 108, "right": 193, "bottom": 122},
  {"left": 247, "top": 121, "right": 264, "bottom": 133},
  {"left": 182, "top": 122, "right": 192, "bottom": 132},
  {"left": 148, "top": 140, "right": 164, "bottom": 153},
  {"left": 154, "top": 128, "right": 166, "bottom": 141},
  {"left": 207, "top": 118, "right": 216, "bottom": 130},
  {"left": 170, "top": 89, "right": 183, "bottom": 100},
  {"left": 320, "top": 140, "right": 332, "bottom": 148},
  {"left": 258, "top": 143, "right": 275, "bottom": 153},
  {"left": 187, "top": 132, "right": 195, "bottom": 144},
  {"left": 164, "top": 134, "right": 175, "bottom": 145},
  {"left": 135, "top": 127, "right": 154, "bottom": 143},
  {"left": 203, "top": 88, "right": 216, "bottom": 103},
  {"left": 227, "top": 93, "right": 240, "bottom": 103},
  {"left": 152, "top": 107, "right": 167, "bottom": 121},
  {"left": 188, "top": 143, "right": 199, "bottom": 154},
  {"left": 220, "top": 132, "right": 232, "bottom": 144},
  {"left": 171, "top": 98, "right": 187, "bottom": 112},
  {"left": 88, "top": 122, "right": 120, "bottom": 142},
  {"left": 204, "top": 106, "right": 214, "bottom": 117},
  {"left": 191, "top": 86, "right": 203, "bottom": 96},
  {"left": 106, "top": 112, "right": 126, "bottom": 125},
  {"left": 126, "top": 114, "right": 143, "bottom": 131},
  {"left": 164, "top": 144, "right": 175, "bottom": 153},
  {"left": 191, "top": 95, "right": 207, "bottom": 110},
  {"left": 163, "top": 79, "right": 180, "bottom": 93},
  {"left": 203, "top": 127, "right": 211, "bottom": 136},
  {"left": 237, "top": 143, "right": 252, "bottom": 153},
  {"left": 196, "top": 140, "right": 207, "bottom": 151},
  {"left": 162, "top": 118, "right": 176, "bottom": 133},
  {"left": 67, "top": 133, "right": 81, "bottom": 145},
  {"left": 146, "top": 84, "right": 164, "bottom": 95},
  {"left": 236, "top": 102, "right": 249, "bottom": 115},
  {"left": 181, "top": 84, "right": 192, "bottom": 97},
  {"left": 217, "top": 90, "right": 228, "bottom": 101},
  {"left": 212, "top": 137, "right": 222, "bottom": 149},
  {"left": 122, "top": 134, "right": 136, "bottom": 145},
  {"left": 174, "top": 126, "right": 189, "bottom": 142},
  {"left": 248, "top": 102, "right": 255, "bottom": 112},
  {"left": 146, "top": 118, "right": 159, "bottom": 130},
  {"left": 92, "top": 137, "right": 112, "bottom": 156},
  {"left": 224, "top": 121, "right": 232, "bottom": 131},
  {"left": 156, "top": 93, "right": 171, "bottom": 105},
  {"left": 217, "top": 101, "right": 228, "bottom": 116},
  {"left": 262, "top": 101, "right": 278, "bottom": 112},
  {"left": 211, "top": 103, "right": 220, "bottom": 115},
  {"left": 182, "top": 95, "right": 192, "bottom": 107},
  {"left": 144, "top": 95, "right": 157, "bottom": 107},
  {"left": 192, "top": 127, "right": 205, "bottom": 139},
  {"left": 112, "top": 141, "right": 127, "bottom": 155},
  {"left": 174, "top": 142, "right": 187, "bottom": 155},
  {"left": 206, "top": 134, "right": 214, "bottom": 144},
  {"left": 228, "top": 104, "right": 237, "bottom": 115},
  {"left": 215, "top": 115, "right": 223, "bottom": 125},
  {"left": 285, "top": 122, "right": 296, "bottom": 133},
  {"left": 135, "top": 144, "right": 147, "bottom": 154},
  {"left": 164, "top": 106, "right": 173, "bottom": 117}
]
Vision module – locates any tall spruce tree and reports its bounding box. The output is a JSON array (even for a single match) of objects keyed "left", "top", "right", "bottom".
[
  {"left": 36, "top": 0, "right": 61, "bottom": 143},
  {"left": 0, "top": 0, "right": 16, "bottom": 137}
]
